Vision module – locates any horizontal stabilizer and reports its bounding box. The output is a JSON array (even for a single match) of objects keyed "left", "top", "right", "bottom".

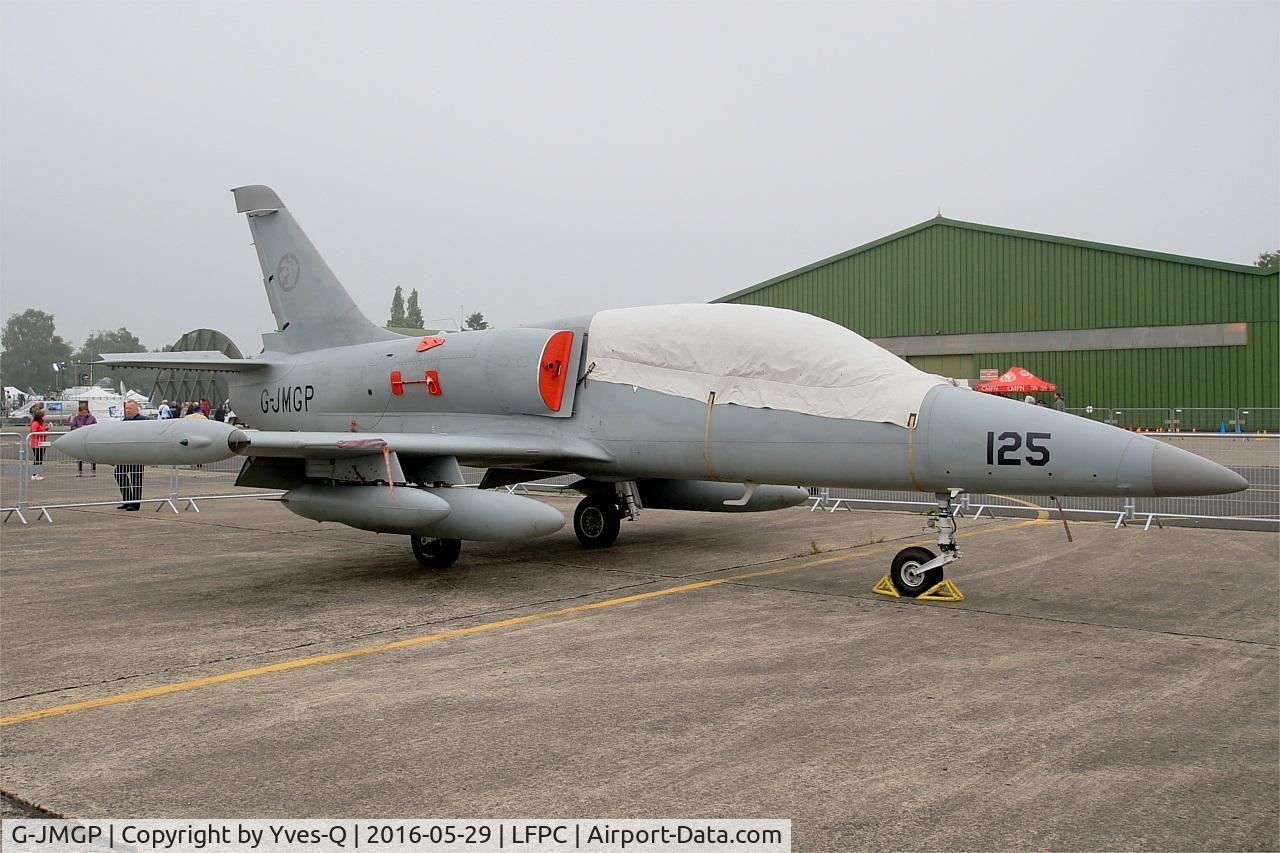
[{"left": 96, "top": 351, "right": 274, "bottom": 372}]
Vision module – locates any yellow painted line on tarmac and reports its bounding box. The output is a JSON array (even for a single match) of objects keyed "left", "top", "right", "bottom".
[
  {"left": 1, "top": 515, "right": 1044, "bottom": 728},
  {"left": 987, "top": 494, "right": 1052, "bottom": 522}
]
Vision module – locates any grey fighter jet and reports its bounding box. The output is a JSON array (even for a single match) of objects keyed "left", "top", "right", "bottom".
[{"left": 56, "top": 186, "right": 1247, "bottom": 596}]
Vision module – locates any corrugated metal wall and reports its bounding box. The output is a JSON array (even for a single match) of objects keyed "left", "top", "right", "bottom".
[{"left": 721, "top": 220, "right": 1278, "bottom": 422}]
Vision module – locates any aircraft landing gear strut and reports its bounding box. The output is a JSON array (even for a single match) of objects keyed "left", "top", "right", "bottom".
[
  {"left": 887, "top": 491, "right": 963, "bottom": 598},
  {"left": 573, "top": 481, "right": 640, "bottom": 549}
]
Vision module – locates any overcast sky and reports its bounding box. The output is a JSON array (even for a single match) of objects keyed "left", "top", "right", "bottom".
[{"left": 2, "top": 0, "right": 1277, "bottom": 354}]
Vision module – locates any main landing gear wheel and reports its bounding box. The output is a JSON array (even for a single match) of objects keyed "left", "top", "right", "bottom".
[
  {"left": 411, "top": 536, "right": 461, "bottom": 569},
  {"left": 889, "top": 546, "right": 943, "bottom": 597},
  {"left": 574, "top": 495, "right": 621, "bottom": 548}
]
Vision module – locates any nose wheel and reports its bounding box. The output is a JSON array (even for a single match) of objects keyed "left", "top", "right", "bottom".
[
  {"left": 886, "top": 491, "right": 963, "bottom": 598},
  {"left": 889, "top": 546, "right": 943, "bottom": 596}
]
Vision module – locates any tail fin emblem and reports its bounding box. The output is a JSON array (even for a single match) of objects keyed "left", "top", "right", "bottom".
[{"left": 276, "top": 253, "right": 300, "bottom": 292}]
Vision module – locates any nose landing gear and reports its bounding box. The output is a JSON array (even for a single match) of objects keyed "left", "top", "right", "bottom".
[
  {"left": 889, "top": 546, "right": 943, "bottom": 597},
  {"left": 886, "top": 491, "right": 964, "bottom": 599}
]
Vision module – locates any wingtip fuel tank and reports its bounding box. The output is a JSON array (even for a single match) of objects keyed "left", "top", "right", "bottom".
[{"left": 53, "top": 419, "right": 245, "bottom": 466}]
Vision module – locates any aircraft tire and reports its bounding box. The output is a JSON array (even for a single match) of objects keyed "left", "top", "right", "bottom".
[
  {"left": 411, "top": 535, "right": 462, "bottom": 569},
  {"left": 889, "top": 546, "right": 942, "bottom": 597},
  {"left": 574, "top": 495, "right": 621, "bottom": 548}
]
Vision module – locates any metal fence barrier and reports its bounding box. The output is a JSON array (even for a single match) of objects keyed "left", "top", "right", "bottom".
[
  {"left": 0, "top": 431, "right": 282, "bottom": 524},
  {"left": 1065, "top": 406, "right": 1278, "bottom": 434},
  {"left": 3, "top": 430, "right": 1275, "bottom": 531}
]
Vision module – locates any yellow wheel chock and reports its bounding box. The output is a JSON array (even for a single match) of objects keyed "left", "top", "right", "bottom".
[
  {"left": 872, "top": 576, "right": 899, "bottom": 597},
  {"left": 920, "top": 578, "right": 965, "bottom": 601},
  {"left": 872, "top": 575, "right": 965, "bottom": 602}
]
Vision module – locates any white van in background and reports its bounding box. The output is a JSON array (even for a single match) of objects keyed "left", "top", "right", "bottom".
[{"left": 9, "top": 399, "right": 72, "bottom": 425}]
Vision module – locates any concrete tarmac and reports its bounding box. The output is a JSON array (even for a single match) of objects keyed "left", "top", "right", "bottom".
[{"left": 1, "top": 497, "right": 1277, "bottom": 851}]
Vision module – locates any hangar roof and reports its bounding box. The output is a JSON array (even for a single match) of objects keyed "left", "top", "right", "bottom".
[{"left": 716, "top": 216, "right": 1271, "bottom": 303}]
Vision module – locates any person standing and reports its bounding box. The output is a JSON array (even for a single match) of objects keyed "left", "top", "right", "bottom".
[
  {"left": 114, "top": 400, "right": 147, "bottom": 510},
  {"left": 28, "top": 409, "right": 49, "bottom": 480},
  {"left": 158, "top": 399, "right": 172, "bottom": 419},
  {"left": 69, "top": 402, "right": 98, "bottom": 476},
  {"left": 200, "top": 398, "right": 211, "bottom": 418},
  {"left": 1053, "top": 391, "right": 1066, "bottom": 411}
]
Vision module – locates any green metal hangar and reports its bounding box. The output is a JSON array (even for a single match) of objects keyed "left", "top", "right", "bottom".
[{"left": 715, "top": 217, "right": 1278, "bottom": 432}]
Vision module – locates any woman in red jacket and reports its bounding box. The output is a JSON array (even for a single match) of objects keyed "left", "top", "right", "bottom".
[{"left": 28, "top": 409, "right": 49, "bottom": 480}]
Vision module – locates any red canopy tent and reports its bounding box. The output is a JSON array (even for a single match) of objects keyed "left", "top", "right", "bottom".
[{"left": 975, "top": 366, "right": 1057, "bottom": 394}]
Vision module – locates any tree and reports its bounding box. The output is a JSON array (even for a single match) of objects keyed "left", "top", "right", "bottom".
[
  {"left": 1256, "top": 251, "right": 1278, "bottom": 272},
  {"left": 73, "top": 327, "right": 154, "bottom": 393},
  {"left": 387, "top": 286, "right": 407, "bottom": 327},
  {"left": 465, "top": 312, "right": 489, "bottom": 331},
  {"left": 405, "top": 289, "right": 424, "bottom": 329},
  {"left": 0, "top": 309, "right": 73, "bottom": 394}
]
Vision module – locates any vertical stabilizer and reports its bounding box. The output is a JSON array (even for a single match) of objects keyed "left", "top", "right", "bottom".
[{"left": 232, "top": 185, "right": 397, "bottom": 352}]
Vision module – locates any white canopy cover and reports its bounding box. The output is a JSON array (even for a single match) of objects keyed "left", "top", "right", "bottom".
[{"left": 585, "top": 304, "right": 952, "bottom": 428}]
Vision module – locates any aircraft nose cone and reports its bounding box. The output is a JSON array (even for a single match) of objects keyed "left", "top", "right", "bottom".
[{"left": 1151, "top": 443, "right": 1248, "bottom": 496}]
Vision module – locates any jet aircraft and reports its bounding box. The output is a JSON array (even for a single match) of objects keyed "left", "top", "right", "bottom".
[{"left": 56, "top": 186, "right": 1248, "bottom": 596}]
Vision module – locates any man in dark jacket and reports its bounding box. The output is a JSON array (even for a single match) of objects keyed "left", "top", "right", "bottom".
[{"left": 114, "top": 400, "right": 147, "bottom": 510}]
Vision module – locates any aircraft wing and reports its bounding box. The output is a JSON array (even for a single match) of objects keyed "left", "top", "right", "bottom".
[
  {"left": 234, "top": 430, "right": 614, "bottom": 467},
  {"left": 96, "top": 351, "right": 276, "bottom": 372},
  {"left": 53, "top": 419, "right": 616, "bottom": 471}
]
